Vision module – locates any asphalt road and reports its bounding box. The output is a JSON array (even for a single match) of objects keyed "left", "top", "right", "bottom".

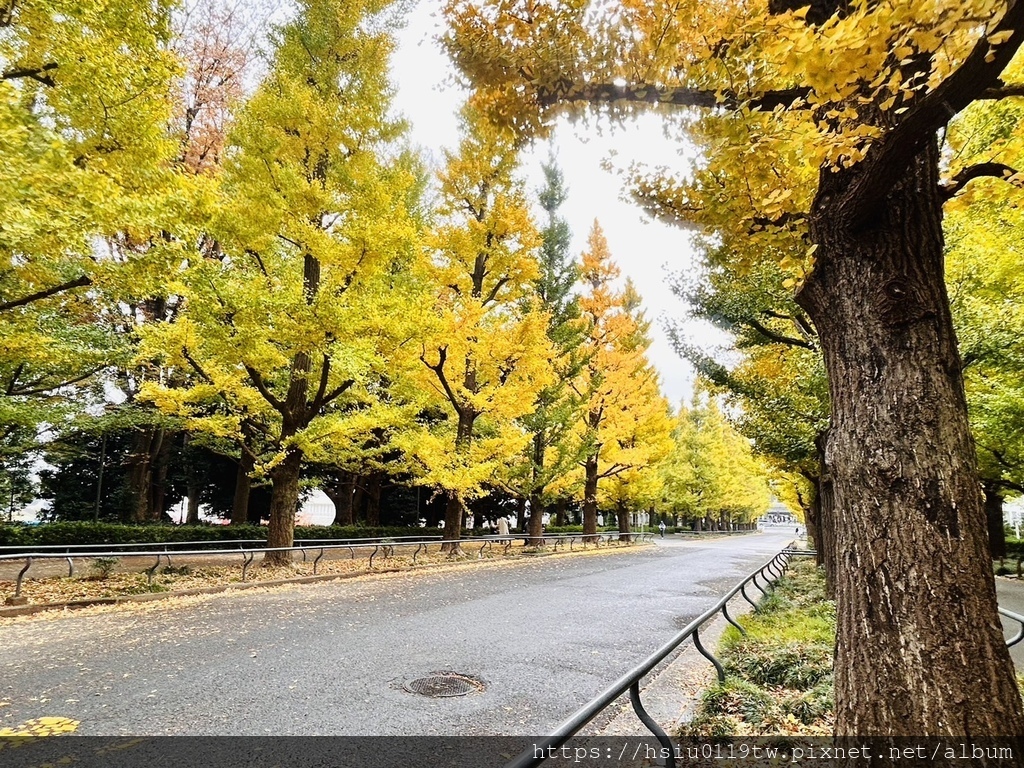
[{"left": 0, "top": 531, "right": 793, "bottom": 736}]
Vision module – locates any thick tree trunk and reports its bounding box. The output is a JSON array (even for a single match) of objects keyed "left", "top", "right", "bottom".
[
  {"left": 797, "top": 137, "right": 1024, "bottom": 735},
  {"left": 616, "top": 502, "right": 631, "bottom": 542},
  {"left": 230, "top": 449, "right": 253, "bottom": 526},
  {"left": 126, "top": 428, "right": 157, "bottom": 522},
  {"left": 983, "top": 481, "right": 1008, "bottom": 560},
  {"left": 527, "top": 493, "right": 545, "bottom": 545},
  {"left": 582, "top": 454, "right": 599, "bottom": 538},
  {"left": 264, "top": 448, "right": 302, "bottom": 566},
  {"left": 365, "top": 473, "right": 382, "bottom": 527},
  {"left": 441, "top": 492, "right": 464, "bottom": 553},
  {"left": 185, "top": 489, "right": 200, "bottom": 525}
]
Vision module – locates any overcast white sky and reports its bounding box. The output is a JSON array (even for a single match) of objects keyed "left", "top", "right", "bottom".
[{"left": 389, "top": 2, "right": 711, "bottom": 407}]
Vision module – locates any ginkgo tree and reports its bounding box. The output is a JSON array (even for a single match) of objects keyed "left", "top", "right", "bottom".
[
  {"left": 141, "top": 0, "right": 425, "bottom": 563},
  {"left": 443, "top": 0, "right": 1024, "bottom": 734},
  {"left": 509, "top": 158, "right": 589, "bottom": 543},
  {"left": 1, "top": 0, "right": 182, "bottom": 448},
  {"left": 572, "top": 223, "right": 672, "bottom": 538},
  {"left": 410, "top": 103, "right": 553, "bottom": 551}
]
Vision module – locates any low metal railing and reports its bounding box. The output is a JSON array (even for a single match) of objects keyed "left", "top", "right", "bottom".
[
  {"left": 504, "top": 547, "right": 802, "bottom": 768},
  {"left": 506, "top": 547, "right": 1024, "bottom": 768},
  {"left": 0, "top": 534, "right": 443, "bottom": 555},
  {"left": 0, "top": 531, "right": 654, "bottom": 602}
]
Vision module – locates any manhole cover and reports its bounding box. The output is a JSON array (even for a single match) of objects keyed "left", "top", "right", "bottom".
[{"left": 403, "top": 672, "right": 485, "bottom": 698}]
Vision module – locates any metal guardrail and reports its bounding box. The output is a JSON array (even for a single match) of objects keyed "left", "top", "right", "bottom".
[
  {"left": 504, "top": 546, "right": 1024, "bottom": 768},
  {"left": 505, "top": 546, "right": 803, "bottom": 768},
  {"left": 0, "top": 531, "right": 655, "bottom": 601},
  {"left": 0, "top": 535, "right": 444, "bottom": 555}
]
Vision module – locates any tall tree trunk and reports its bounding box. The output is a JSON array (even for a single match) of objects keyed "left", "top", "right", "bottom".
[
  {"left": 797, "top": 137, "right": 1023, "bottom": 735},
  {"left": 616, "top": 501, "right": 631, "bottom": 542},
  {"left": 527, "top": 493, "right": 545, "bottom": 545},
  {"left": 442, "top": 491, "right": 464, "bottom": 552},
  {"left": 230, "top": 448, "right": 253, "bottom": 526},
  {"left": 126, "top": 429, "right": 156, "bottom": 523},
  {"left": 983, "top": 481, "right": 1008, "bottom": 561},
  {"left": 184, "top": 435, "right": 200, "bottom": 525},
  {"left": 264, "top": 448, "right": 302, "bottom": 566},
  {"left": 150, "top": 428, "right": 172, "bottom": 520},
  {"left": 582, "top": 454, "right": 599, "bottom": 538},
  {"left": 366, "top": 473, "right": 382, "bottom": 527}
]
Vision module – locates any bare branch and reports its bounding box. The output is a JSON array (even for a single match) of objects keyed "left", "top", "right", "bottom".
[
  {"left": 420, "top": 346, "right": 463, "bottom": 413},
  {"left": 181, "top": 347, "right": 214, "bottom": 384},
  {"left": 481, "top": 276, "right": 510, "bottom": 307},
  {"left": 307, "top": 354, "right": 336, "bottom": 413}
]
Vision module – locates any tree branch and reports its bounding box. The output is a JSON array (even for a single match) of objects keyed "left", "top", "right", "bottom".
[
  {"left": 980, "top": 81, "right": 1024, "bottom": 100},
  {"left": 319, "top": 378, "right": 355, "bottom": 409},
  {"left": 0, "top": 274, "right": 91, "bottom": 312},
  {"left": 940, "top": 162, "right": 1020, "bottom": 200},
  {"left": 840, "top": 0, "right": 1024, "bottom": 229},
  {"left": 742, "top": 316, "right": 817, "bottom": 350},
  {"left": 538, "top": 81, "right": 811, "bottom": 112},
  {"left": 7, "top": 366, "right": 103, "bottom": 397},
  {"left": 243, "top": 363, "right": 286, "bottom": 414},
  {"left": 309, "top": 354, "right": 332, "bottom": 413},
  {"left": 481, "top": 276, "right": 510, "bottom": 307},
  {"left": 181, "top": 347, "right": 214, "bottom": 384},
  {"left": 421, "top": 346, "right": 463, "bottom": 413},
  {"left": 2, "top": 62, "right": 58, "bottom": 87}
]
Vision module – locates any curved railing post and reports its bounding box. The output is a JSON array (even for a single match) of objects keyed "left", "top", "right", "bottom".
[
  {"left": 721, "top": 602, "right": 746, "bottom": 636},
  {"left": 691, "top": 624, "right": 726, "bottom": 683},
  {"left": 629, "top": 681, "right": 676, "bottom": 768},
  {"left": 14, "top": 557, "right": 32, "bottom": 599}
]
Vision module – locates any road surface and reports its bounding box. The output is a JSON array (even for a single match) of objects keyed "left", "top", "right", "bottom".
[{"left": 0, "top": 531, "right": 792, "bottom": 736}]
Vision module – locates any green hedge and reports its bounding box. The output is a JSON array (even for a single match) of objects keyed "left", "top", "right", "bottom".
[{"left": 0, "top": 522, "right": 452, "bottom": 548}]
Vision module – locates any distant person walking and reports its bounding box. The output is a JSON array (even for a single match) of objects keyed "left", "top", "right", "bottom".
[
  {"left": 659, "top": 521, "right": 666, "bottom": 538},
  {"left": 497, "top": 517, "right": 510, "bottom": 536}
]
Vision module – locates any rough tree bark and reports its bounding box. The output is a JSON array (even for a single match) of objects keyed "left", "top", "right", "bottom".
[
  {"left": 616, "top": 501, "right": 631, "bottom": 542},
  {"left": 796, "top": 136, "right": 1023, "bottom": 735},
  {"left": 527, "top": 492, "right": 545, "bottom": 545},
  {"left": 265, "top": 447, "right": 302, "bottom": 563}
]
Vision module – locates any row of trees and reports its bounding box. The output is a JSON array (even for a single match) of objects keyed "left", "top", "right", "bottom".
[
  {"left": 437, "top": 0, "right": 1024, "bottom": 737},
  {"left": 0, "top": 1, "right": 772, "bottom": 558}
]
